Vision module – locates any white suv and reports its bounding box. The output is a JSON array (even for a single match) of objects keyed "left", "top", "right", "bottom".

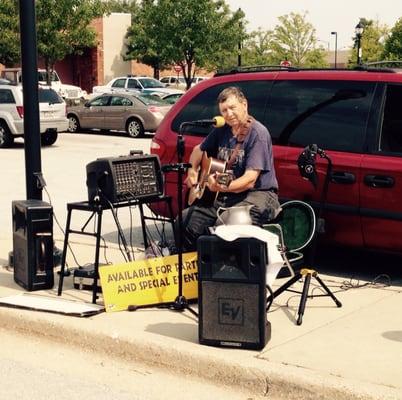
[
  {"left": 92, "top": 75, "right": 184, "bottom": 97},
  {"left": 0, "top": 84, "right": 68, "bottom": 148},
  {"left": 1, "top": 68, "right": 87, "bottom": 101}
]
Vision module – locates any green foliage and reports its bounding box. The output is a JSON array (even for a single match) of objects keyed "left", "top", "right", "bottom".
[
  {"left": 0, "top": 0, "right": 20, "bottom": 66},
  {"left": 36, "top": 0, "right": 107, "bottom": 77},
  {"left": 348, "top": 18, "right": 389, "bottom": 66},
  {"left": 125, "top": 0, "right": 244, "bottom": 87},
  {"left": 269, "top": 12, "right": 327, "bottom": 67},
  {"left": 104, "top": 0, "right": 138, "bottom": 20},
  {"left": 242, "top": 28, "right": 275, "bottom": 66},
  {"left": 382, "top": 17, "right": 402, "bottom": 60}
]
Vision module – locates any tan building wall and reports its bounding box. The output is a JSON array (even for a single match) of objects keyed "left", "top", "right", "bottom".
[
  {"left": 326, "top": 49, "right": 352, "bottom": 68},
  {"left": 102, "top": 13, "right": 132, "bottom": 84}
]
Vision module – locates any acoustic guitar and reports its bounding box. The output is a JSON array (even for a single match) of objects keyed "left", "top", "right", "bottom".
[{"left": 188, "top": 153, "right": 234, "bottom": 206}]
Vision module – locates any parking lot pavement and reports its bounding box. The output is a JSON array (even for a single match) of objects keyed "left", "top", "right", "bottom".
[
  {"left": 1, "top": 133, "right": 402, "bottom": 399},
  {"left": 0, "top": 133, "right": 155, "bottom": 264}
]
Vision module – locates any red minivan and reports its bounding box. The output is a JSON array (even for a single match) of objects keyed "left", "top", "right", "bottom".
[{"left": 150, "top": 66, "right": 402, "bottom": 254}]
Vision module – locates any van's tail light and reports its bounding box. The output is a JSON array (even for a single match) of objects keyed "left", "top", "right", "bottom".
[
  {"left": 150, "top": 138, "right": 166, "bottom": 158},
  {"left": 16, "top": 106, "right": 24, "bottom": 118}
]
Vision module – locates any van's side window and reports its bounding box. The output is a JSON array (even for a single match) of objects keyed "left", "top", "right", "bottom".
[
  {"left": 0, "top": 89, "right": 15, "bottom": 104},
  {"left": 171, "top": 81, "right": 271, "bottom": 136},
  {"left": 380, "top": 84, "right": 402, "bottom": 154},
  {"left": 266, "top": 80, "right": 375, "bottom": 152}
]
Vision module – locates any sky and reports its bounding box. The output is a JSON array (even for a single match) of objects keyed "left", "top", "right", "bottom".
[{"left": 225, "top": 0, "right": 402, "bottom": 50}]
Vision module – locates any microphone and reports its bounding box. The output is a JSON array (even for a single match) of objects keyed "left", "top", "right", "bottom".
[{"left": 187, "top": 116, "right": 225, "bottom": 128}]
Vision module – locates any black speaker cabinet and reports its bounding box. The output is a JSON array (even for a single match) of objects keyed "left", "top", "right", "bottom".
[
  {"left": 197, "top": 235, "right": 270, "bottom": 350},
  {"left": 12, "top": 200, "right": 54, "bottom": 291}
]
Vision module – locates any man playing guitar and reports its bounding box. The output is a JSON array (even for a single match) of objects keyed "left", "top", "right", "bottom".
[{"left": 182, "top": 86, "right": 280, "bottom": 251}]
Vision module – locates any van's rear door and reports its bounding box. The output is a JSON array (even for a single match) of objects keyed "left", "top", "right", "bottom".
[
  {"left": 266, "top": 76, "right": 376, "bottom": 248},
  {"left": 360, "top": 83, "right": 402, "bottom": 252}
]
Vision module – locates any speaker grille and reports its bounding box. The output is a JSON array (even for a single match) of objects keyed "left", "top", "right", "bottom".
[
  {"left": 201, "top": 281, "right": 262, "bottom": 343},
  {"left": 12, "top": 200, "right": 54, "bottom": 291}
]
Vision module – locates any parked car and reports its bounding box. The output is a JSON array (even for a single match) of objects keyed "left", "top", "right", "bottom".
[
  {"left": 150, "top": 65, "right": 402, "bottom": 255},
  {"left": 160, "top": 76, "right": 187, "bottom": 90},
  {"left": 160, "top": 75, "right": 209, "bottom": 89},
  {"left": 0, "top": 68, "right": 87, "bottom": 101},
  {"left": 0, "top": 84, "right": 68, "bottom": 148},
  {"left": 67, "top": 92, "right": 172, "bottom": 138},
  {"left": 191, "top": 76, "right": 209, "bottom": 85},
  {"left": 92, "top": 75, "right": 184, "bottom": 98},
  {"left": 161, "top": 92, "right": 183, "bottom": 104}
]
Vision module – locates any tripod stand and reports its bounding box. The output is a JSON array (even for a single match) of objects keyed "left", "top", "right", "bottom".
[
  {"left": 267, "top": 145, "right": 342, "bottom": 325},
  {"left": 161, "top": 123, "right": 198, "bottom": 317}
]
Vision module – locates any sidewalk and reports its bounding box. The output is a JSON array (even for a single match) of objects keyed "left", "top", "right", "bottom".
[{"left": 1, "top": 237, "right": 402, "bottom": 400}]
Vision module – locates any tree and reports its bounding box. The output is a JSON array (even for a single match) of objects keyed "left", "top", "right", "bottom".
[
  {"left": 0, "top": 0, "right": 20, "bottom": 66},
  {"left": 104, "top": 0, "right": 138, "bottom": 19},
  {"left": 348, "top": 18, "right": 389, "bottom": 66},
  {"left": 35, "top": 0, "right": 107, "bottom": 84},
  {"left": 125, "top": 0, "right": 244, "bottom": 88},
  {"left": 382, "top": 17, "right": 402, "bottom": 60},
  {"left": 270, "top": 12, "right": 327, "bottom": 67},
  {"left": 125, "top": 0, "right": 168, "bottom": 79},
  {"left": 242, "top": 28, "right": 275, "bottom": 66},
  {"left": 360, "top": 20, "right": 388, "bottom": 63}
]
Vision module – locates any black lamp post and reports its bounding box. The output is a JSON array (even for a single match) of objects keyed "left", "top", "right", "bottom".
[
  {"left": 355, "top": 22, "right": 364, "bottom": 65},
  {"left": 331, "top": 31, "right": 338, "bottom": 69},
  {"left": 237, "top": 8, "right": 242, "bottom": 67}
]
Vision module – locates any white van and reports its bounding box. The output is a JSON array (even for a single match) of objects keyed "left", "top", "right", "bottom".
[
  {"left": 1, "top": 68, "right": 87, "bottom": 101},
  {"left": 0, "top": 83, "right": 68, "bottom": 147}
]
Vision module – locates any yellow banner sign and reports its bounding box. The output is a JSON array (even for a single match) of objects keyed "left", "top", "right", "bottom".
[{"left": 99, "top": 252, "right": 198, "bottom": 312}]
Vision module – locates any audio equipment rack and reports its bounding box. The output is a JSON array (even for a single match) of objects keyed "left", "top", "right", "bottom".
[{"left": 57, "top": 195, "right": 174, "bottom": 304}]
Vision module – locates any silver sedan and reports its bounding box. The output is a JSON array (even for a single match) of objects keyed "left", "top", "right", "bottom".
[{"left": 67, "top": 93, "right": 172, "bottom": 138}]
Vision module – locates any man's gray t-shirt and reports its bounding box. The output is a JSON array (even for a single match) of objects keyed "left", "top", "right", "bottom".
[{"left": 200, "top": 119, "right": 278, "bottom": 191}]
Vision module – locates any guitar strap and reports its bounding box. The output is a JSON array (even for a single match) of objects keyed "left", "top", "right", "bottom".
[
  {"left": 226, "top": 116, "right": 254, "bottom": 169},
  {"left": 226, "top": 141, "right": 241, "bottom": 169}
]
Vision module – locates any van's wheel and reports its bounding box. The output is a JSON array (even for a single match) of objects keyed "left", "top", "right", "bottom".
[
  {"left": 41, "top": 131, "right": 58, "bottom": 146},
  {"left": 126, "top": 118, "right": 144, "bottom": 138},
  {"left": 68, "top": 115, "right": 80, "bottom": 133},
  {"left": 0, "top": 121, "right": 14, "bottom": 148}
]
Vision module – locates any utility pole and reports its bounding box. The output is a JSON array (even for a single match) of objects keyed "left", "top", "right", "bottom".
[{"left": 19, "top": 0, "right": 43, "bottom": 200}]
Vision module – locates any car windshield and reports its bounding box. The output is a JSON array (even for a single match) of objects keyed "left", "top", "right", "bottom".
[
  {"left": 137, "top": 93, "right": 170, "bottom": 105},
  {"left": 37, "top": 71, "right": 60, "bottom": 83},
  {"left": 38, "top": 88, "right": 63, "bottom": 104},
  {"left": 139, "top": 78, "right": 165, "bottom": 89},
  {"left": 0, "top": 78, "right": 12, "bottom": 85}
]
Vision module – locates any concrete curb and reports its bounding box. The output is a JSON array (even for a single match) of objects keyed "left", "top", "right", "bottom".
[{"left": 1, "top": 306, "right": 401, "bottom": 400}]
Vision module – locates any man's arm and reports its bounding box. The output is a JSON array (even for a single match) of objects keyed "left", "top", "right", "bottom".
[{"left": 184, "top": 144, "right": 204, "bottom": 188}]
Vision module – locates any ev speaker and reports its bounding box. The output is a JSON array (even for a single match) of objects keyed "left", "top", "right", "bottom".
[
  {"left": 12, "top": 200, "right": 54, "bottom": 291},
  {"left": 197, "top": 235, "right": 270, "bottom": 350}
]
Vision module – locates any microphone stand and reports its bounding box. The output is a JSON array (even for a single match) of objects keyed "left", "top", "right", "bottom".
[
  {"left": 162, "top": 122, "right": 197, "bottom": 316},
  {"left": 308, "top": 147, "right": 332, "bottom": 266},
  {"left": 267, "top": 145, "right": 341, "bottom": 325}
]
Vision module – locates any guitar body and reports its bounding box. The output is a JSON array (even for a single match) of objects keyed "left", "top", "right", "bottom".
[{"left": 188, "top": 153, "right": 228, "bottom": 206}]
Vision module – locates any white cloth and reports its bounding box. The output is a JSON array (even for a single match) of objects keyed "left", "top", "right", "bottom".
[{"left": 214, "top": 224, "right": 284, "bottom": 287}]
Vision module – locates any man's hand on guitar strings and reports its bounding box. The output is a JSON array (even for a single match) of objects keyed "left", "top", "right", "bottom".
[{"left": 207, "top": 173, "right": 229, "bottom": 193}]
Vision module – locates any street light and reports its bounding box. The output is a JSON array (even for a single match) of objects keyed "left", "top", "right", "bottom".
[
  {"left": 355, "top": 21, "right": 364, "bottom": 65},
  {"left": 237, "top": 8, "right": 242, "bottom": 67},
  {"left": 331, "top": 31, "right": 338, "bottom": 69}
]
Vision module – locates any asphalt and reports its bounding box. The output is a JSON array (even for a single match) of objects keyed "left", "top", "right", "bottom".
[{"left": 1, "top": 233, "right": 402, "bottom": 400}]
